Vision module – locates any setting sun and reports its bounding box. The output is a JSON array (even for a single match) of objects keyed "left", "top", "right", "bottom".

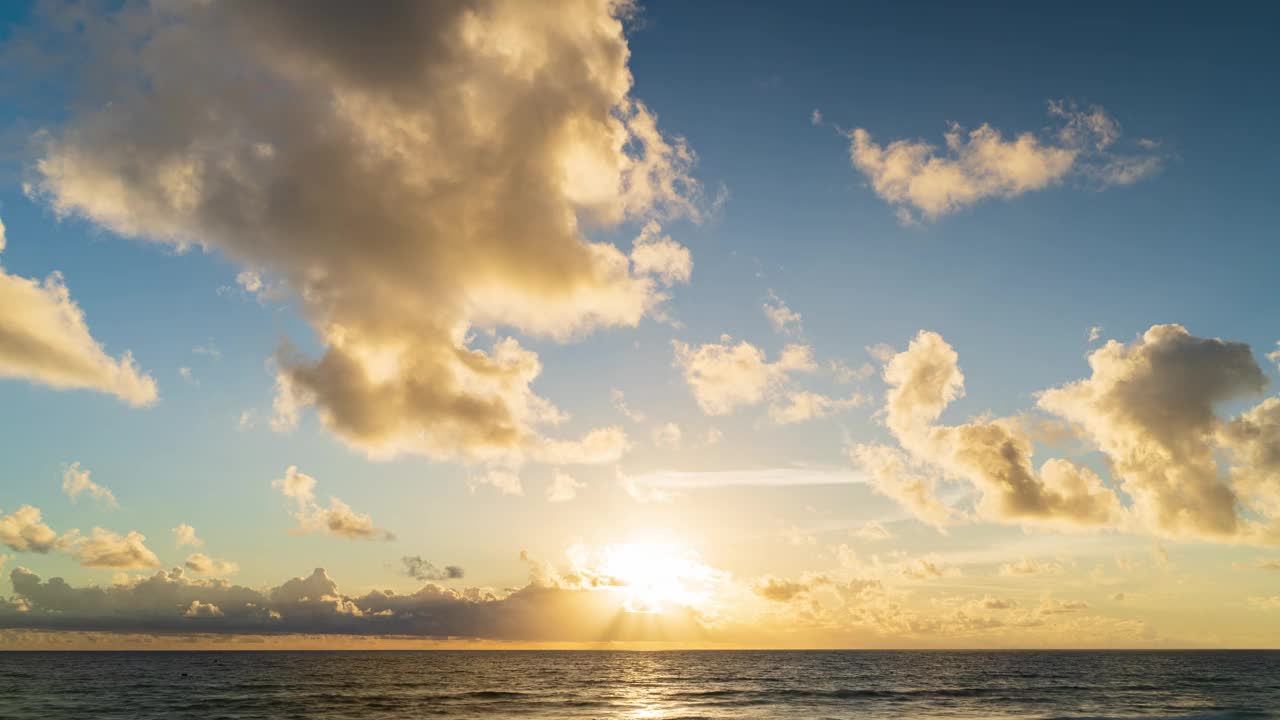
[{"left": 598, "top": 543, "right": 721, "bottom": 614}]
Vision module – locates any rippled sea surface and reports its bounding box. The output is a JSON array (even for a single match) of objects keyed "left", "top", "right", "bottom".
[{"left": 0, "top": 650, "right": 1276, "bottom": 719}]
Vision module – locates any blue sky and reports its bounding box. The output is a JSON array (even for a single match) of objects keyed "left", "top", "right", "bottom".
[{"left": 1, "top": 1, "right": 1279, "bottom": 648}]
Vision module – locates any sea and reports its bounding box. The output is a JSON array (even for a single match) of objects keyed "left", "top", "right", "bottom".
[{"left": 0, "top": 650, "right": 1275, "bottom": 719}]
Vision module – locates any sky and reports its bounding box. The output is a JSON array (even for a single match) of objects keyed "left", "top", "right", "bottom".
[{"left": 0, "top": 0, "right": 1278, "bottom": 649}]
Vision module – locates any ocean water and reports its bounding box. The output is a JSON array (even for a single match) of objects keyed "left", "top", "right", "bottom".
[{"left": 0, "top": 650, "right": 1276, "bottom": 719}]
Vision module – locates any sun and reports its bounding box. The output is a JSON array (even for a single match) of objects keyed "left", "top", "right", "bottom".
[{"left": 597, "top": 542, "right": 720, "bottom": 614}]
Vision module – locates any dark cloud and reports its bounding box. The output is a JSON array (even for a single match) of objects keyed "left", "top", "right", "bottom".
[
  {"left": 401, "top": 556, "right": 464, "bottom": 582},
  {"left": 0, "top": 566, "right": 707, "bottom": 642}
]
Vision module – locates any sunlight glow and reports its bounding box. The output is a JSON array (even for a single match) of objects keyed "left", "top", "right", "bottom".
[{"left": 597, "top": 542, "right": 721, "bottom": 614}]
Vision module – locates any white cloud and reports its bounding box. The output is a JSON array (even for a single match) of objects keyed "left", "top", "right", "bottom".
[
  {"left": 810, "top": 109, "right": 823, "bottom": 126},
  {"left": 999, "top": 558, "right": 1066, "bottom": 577},
  {"left": 869, "top": 331, "right": 1125, "bottom": 530},
  {"left": 61, "top": 462, "right": 118, "bottom": 508},
  {"left": 866, "top": 343, "right": 896, "bottom": 362},
  {"left": 531, "top": 427, "right": 630, "bottom": 466},
  {"left": 901, "top": 556, "right": 959, "bottom": 580},
  {"left": 859, "top": 324, "right": 1280, "bottom": 544},
  {"left": 470, "top": 469, "right": 524, "bottom": 497},
  {"left": 0, "top": 506, "right": 64, "bottom": 553},
  {"left": 1040, "top": 325, "right": 1267, "bottom": 540},
  {"left": 172, "top": 523, "right": 202, "bottom": 548},
  {"left": 629, "top": 221, "right": 692, "bottom": 287},
  {"left": 850, "top": 444, "right": 954, "bottom": 530},
  {"left": 272, "top": 466, "right": 395, "bottom": 540},
  {"left": 610, "top": 388, "right": 646, "bottom": 423},
  {"left": 848, "top": 101, "right": 1161, "bottom": 222},
  {"left": 617, "top": 468, "right": 674, "bottom": 504},
  {"left": 545, "top": 470, "right": 584, "bottom": 503},
  {"left": 0, "top": 220, "right": 157, "bottom": 406},
  {"left": 67, "top": 528, "right": 161, "bottom": 569},
  {"left": 184, "top": 553, "right": 239, "bottom": 576},
  {"left": 852, "top": 521, "right": 892, "bottom": 541},
  {"left": 830, "top": 359, "right": 874, "bottom": 384},
  {"left": 652, "top": 422, "right": 682, "bottom": 450},
  {"left": 673, "top": 337, "right": 816, "bottom": 415},
  {"left": 763, "top": 291, "right": 803, "bottom": 335},
  {"left": 769, "top": 389, "right": 865, "bottom": 425}
]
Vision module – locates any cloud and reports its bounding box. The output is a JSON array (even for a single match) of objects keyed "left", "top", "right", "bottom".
[
  {"left": 183, "top": 600, "right": 224, "bottom": 618},
  {"left": 769, "top": 389, "right": 865, "bottom": 425},
  {"left": 172, "top": 524, "right": 202, "bottom": 548},
  {"left": 469, "top": 469, "right": 523, "bottom": 497},
  {"left": 866, "top": 343, "right": 897, "bottom": 363},
  {"left": 1039, "top": 598, "right": 1090, "bottom": 615},
  {"left": 629, "top": 221, "right": 691, "bottom": 286},
  {"left": 673, "top": 337, "right": 816, "bottom": 415},
  {"left": 0, "top": 221, "right": 157, "bottom": 406},
  {"left": 866, "top": 330, "right": 1125, "bottom": 530},
  {"left": 272, "top": 466, "right": 395, "bottom": 541},
  {"left": 1088, "top": 326, "right": 1103, "bottom": 342},
  {"left": 621, "top": 466, "right": 863, "bottom": 490},
  {"left": 850, "top": 444, "right": 954, "bottom": 530},
  {"left": 852, "top": 521, "right": 892, "bottom": 541},
  {"left": 0, "top": 564, "right": 712, "bottom": 642},
  {"left": 184, "top": 553, "right": 239, "bottom": 576},
  {"left": 752, "top": 576, "right": 810, "bottom": 602},
  {"left": 1248, "top": 596, "right": 1280, "bottom": 611},
  {"left": 651, "top": 422, "right": 682, "bottom": 450},
  {"left": 191, "top": 342, "right": 221, "bottom": 359},
  {"left": 545, "top": 470, "right": 584, "bottom": 503},
  {"left": 848, "top": 101, "right": 1161, "bottom": 222},
  {"left": 67, "top": 528, "right": 161, "bottom": 569},
  {"left": 1, "top": 506, "right": 160, "bottom": 569},
  {"left": 1040, "top": 324, "right": 1267, "bottom": 540},
  {"left": 810, "top": 109, "right": 823, "bottom": 126},
  {"left": 60, "top": 462, "right": 118, "bottom": 508},
  {"left": 901, "top": 556, "right": 959, "bottom": 580},
  {"left": 763, "top": 291, "right": 803, "bottom": 335},
  {"left": 610, "top": 388, "right": 646, "bottom": 423},
  {"left": 531, "top": 427, "right": 630, "bottom": 466},
  {"left": 27, "top": 0, "right": 700, "bottom": 466},
  {"left": 830, "top": 359, "right": 874, "bottom": 384},
  {"left": 861, "top": 324, "right": 1280, "bottom": 544},
  {"left": 1217, "top": 398, "right": 1280, "bottom": 541},
  {"left": 617, "top": 468, "right": 674, "bottom": 504},
  {"left": 401, "top": 557, "right": 464, "bottom": 582},
  {"left": 0, "top": 506, "right": 64, "bottom": 553},
  {"left": 999, "top": 558, "right": 1066, "bottom": 577}
]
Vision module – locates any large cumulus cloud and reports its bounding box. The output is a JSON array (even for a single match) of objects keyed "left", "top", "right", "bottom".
[
  {"left": 855, "top": 330, "right": 1124, "bottom": 531},
  {"left": 1039, "top": 324, "right": 1270, "bottom": 540},
  {"left": 858, "top": 324, "right": 1280, "bottom": 543},
  {"left": 28, "top": 0, "right": 701, "bottom": 464}
]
